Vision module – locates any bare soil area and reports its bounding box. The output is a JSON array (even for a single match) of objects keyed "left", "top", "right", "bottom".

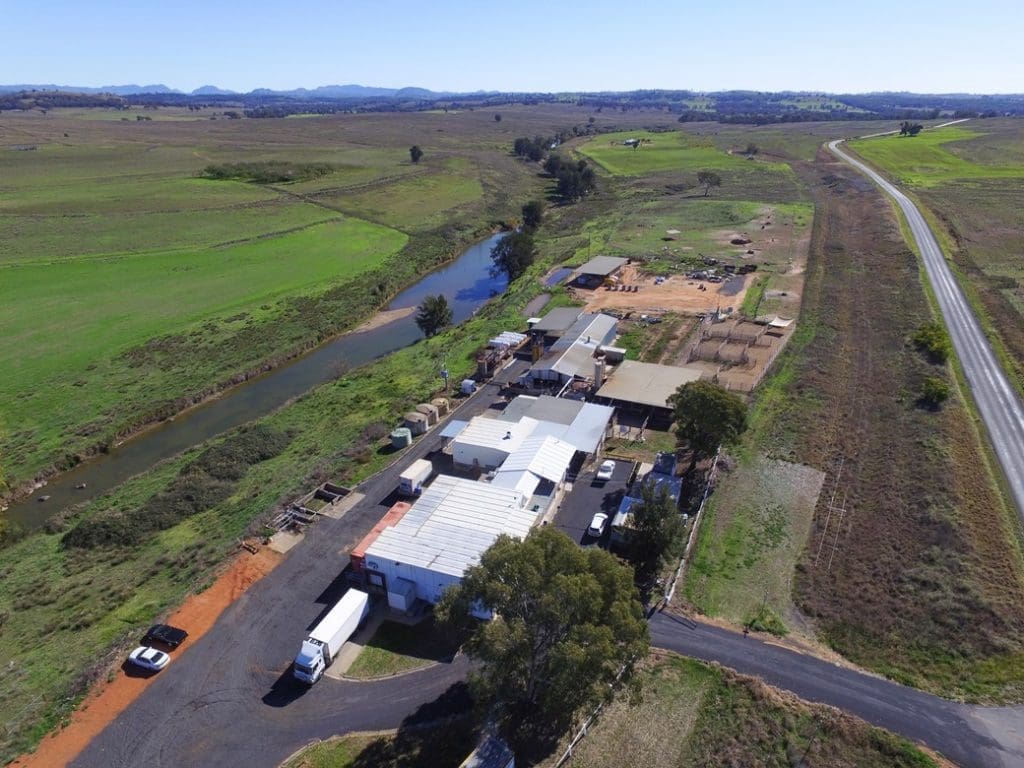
[
  {"left": 578, "top": 265, "right": 751, "bottom": 315},
  {"left": 12, "top": 547, "right": 281, "bottom": 768}
]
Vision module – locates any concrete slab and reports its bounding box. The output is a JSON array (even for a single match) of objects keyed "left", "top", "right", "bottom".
[
  {"left": 320, "top": 491, "right": 365, "bottom": 520},
  {"left": 267, "top": 529, "right": 304, "bottom": 554}
]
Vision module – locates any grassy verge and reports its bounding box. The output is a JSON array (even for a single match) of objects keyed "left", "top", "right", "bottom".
[
  {"left": 683, "top": 455, "right": 824, "bottom": 636},
  {"left": 346, "top": 618, "right": 464, "bottom": 679},
  {"left": 556, "top": 653, "right": 935, "bottom": 768}
]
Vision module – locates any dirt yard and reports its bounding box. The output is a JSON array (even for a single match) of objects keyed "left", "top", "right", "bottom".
[
  {"left": 12, "top": 547, "right": 281, "bottom": 768},
  {"left": 579, "top": 265, "right": 751, "bottom": 315}
]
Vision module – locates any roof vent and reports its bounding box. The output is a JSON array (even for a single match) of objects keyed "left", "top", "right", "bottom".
[{"left": 504, "top": 430, "right": 512, "bottom": 440}]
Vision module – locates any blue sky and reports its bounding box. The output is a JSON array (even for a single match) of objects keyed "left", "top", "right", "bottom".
[{"left": 2, "top": 0, "right": 1020, "bottom": 93}]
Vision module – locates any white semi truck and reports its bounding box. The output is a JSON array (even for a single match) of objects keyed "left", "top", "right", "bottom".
[
  {"left": 293, "top": 588, "right": 369, "bottom": 684},
  {"left": 398, "top": 458, "right": 433, "bottom": 496}
]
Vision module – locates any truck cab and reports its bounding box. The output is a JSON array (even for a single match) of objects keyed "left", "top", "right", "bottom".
[{"left": 293, "top": 639, "right": 327, "bottom": 684}]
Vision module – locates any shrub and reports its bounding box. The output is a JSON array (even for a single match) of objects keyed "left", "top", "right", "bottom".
[
  {"left": 911, "top": 322, "right": 952, "bottom": 364},
  {"left": 63, "top": 426, "right": 293, "bottom": 549},
  {"left": 200, "top": 161, "right": 333, "bottom": 184},
  {"left": 920, "top": 377, "right": 951, "bottom": 410}
]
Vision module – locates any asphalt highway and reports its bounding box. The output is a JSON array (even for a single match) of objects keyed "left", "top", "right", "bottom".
[{"left": 828, "top": 138, "right": 1024, "bottom": 520}]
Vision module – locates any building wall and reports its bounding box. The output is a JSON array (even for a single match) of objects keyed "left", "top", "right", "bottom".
[
  {"left": 452, "top": 441, "right": 510, "bottom": 470},
  {"left": 363, "top": 555, "right": 464, "bottom": 606}
]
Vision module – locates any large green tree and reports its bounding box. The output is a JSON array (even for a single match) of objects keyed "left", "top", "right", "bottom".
[
  {"left": 414, "top": 294, "right": 453, "bottom": 338},
  {"left": 626, "top": 479, "right": 685, "bottom": 588},
  {"left": 437, "top": 527, "right": 649, "bottom": 759},
  {"left": 521, "top": 199, "right": 546, "bottom": 230},
  {"left": 490, "top": 231, "right": 536, "bottom": 282},
  {"left": 668, "top": 381, "right": 747, "bottom": 465}
]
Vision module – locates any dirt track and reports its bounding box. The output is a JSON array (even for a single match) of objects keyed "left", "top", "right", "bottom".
[{"left": 12, "top": 548, "right": 281, "bottom": 768}]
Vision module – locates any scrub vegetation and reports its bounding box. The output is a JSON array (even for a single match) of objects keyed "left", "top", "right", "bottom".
[
  {"left": 849, "top": 119, "right": 1024, "bottom": 393},
  {"left": 556, "top": 654, "right": 935, "bottom": 768}
]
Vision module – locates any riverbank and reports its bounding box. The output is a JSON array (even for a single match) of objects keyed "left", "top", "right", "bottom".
[{"left": 2, "top": 227, "right": 505, "bottom": 527}]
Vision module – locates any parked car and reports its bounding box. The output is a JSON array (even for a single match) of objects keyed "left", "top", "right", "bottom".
[
  {"left": 143, "top": 624, "right": 189, "bottom": 648},
  {"left": 128, "top": 646, "right": 171, "bottom": 672},
  {"left": 588, "top": 512, "right": 609, "bottom": 538},
  {"left": 596, "top": 460, "right": 616, "bottom": 482}
]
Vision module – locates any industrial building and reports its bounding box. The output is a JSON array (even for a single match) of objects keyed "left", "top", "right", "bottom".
[
  {"left": 596, "top": 359, "right": 704, "bottom": 412},
  {"left": 451, "top": 415, "right": 540, "bottom": 470},
  {"left": 496, "top": 394, "right": 614, "bottom": 455},
  {"left": 360, "top": 475, "right": 539, "bottom": 617},
  {"left": 526, "top": 312, "right": 618, "bottom": 385}
]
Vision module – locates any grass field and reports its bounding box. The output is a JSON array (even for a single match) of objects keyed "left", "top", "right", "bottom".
[
  {"left": 684, "top": 455, "right": 825, "bottom": 635},
  {"left": 0, "top": 108, "right": 549, "bottom": 490},
  {"left": 557, "top": 653, "right": 934, "bottom": 768},
  {"left": 578, "top": 130, "right": 791, "bottom": 177},
  {"left": 849, "top": 126, "right": 1024, "bottom": 187},
  {"left": 1, "top": 218, "right": 408, "bottom": 482}
]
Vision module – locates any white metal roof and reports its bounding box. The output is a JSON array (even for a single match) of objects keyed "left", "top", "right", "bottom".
[
  {"left": 488, "top": 331, "right": 528, "bottom": 348},
  {"left": 550, "top": 313, "right": 617, "bottom": 352},
  {"left": 496, "top": 435, "right": 575, "bottom": 483},
  {"left": 490, "top": 468, "right": 541, "bottom": 497},
  {"left": 452, "top": 415, "right": 538, "bottom": 452},
  {"left": 497, "top": 395, "right": 613, "bottom": 454},
  {"left": 597, "top": 360, "right": 704, "bottom": 409},
  {"left": 364, "top": 476, "right": 535, "bottom": 577}
]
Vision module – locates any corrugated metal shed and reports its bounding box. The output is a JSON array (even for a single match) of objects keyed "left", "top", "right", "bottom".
[
  {"left": 497, "top": 395, "right": 613, "bottom": 454},
  {"left": 364, "top": 476, "right": 534, "bottom": 577},
  {"left": 531, "top": 307, "right": 584, "bottom": 334},
  {"left": 574, "top": 255, "right": 628, "bottom": 276},
  {"left": 496, "top": 435, "right": 575, "bottom": 483},
  {"left": 596, "top": 360, "right": 704, "bottom": 409}
]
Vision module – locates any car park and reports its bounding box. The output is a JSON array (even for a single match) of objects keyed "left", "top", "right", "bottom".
[
  {"left": 596, "top": 459, "right": 616, "bottom": 482},
  {"left": 143, "top": 623, "right": 189, "bottom": 648},
  {"left": 587, "top": 512, "right": 609, "bottom": 538},
  {"left": 128, "top": 646, "right": 171, "bottom": 672}
]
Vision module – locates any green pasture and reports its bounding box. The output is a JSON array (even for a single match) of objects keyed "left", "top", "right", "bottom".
[
  {"left": 849, "top": 126, "right": 1024, "bottom": 186},
  {"left": 320, "top": 158, "right": 484, "bottom": 232},
  {"left": 0, "top": 218, "right": 407, "bottom": 478},
  {"left": 578, "top": 130, "right": 790, "bottom": 176},
  {"left": 0, "top": 200, "right": 336, "bottom": 263}
]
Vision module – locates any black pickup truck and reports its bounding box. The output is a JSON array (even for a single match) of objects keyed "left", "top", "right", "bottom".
[{"left": 143, "top": 624, "right": 189, "bottom": 648}]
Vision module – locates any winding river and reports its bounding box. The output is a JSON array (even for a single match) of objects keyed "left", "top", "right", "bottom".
[{"left": 5, "top": 233, "right": 508, "bottom": 529}]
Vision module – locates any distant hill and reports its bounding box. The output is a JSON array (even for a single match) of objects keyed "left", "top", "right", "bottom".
[
  {"left": 0, "top": 83, "right": 179, "bottom": 95},
  {"left": 191, "top": 85, "right": 237, "bottom": 96}
]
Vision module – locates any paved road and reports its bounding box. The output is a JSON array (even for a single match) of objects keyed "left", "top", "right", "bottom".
[
  {"left": 72, "top": 361, "right": 527, "bottom": 768},
  {"left": 828, "top": 138, "right": 1024, "bottom": 519},
  {"left": 651, "top": 613, "right": 1024, "bottom": 768}
]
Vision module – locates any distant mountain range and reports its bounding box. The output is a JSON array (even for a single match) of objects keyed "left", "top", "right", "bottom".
[{"left": 0, "top": 83, "right": 453, "bottom": 98}]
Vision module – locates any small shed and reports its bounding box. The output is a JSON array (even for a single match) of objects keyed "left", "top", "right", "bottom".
[
  {"left": 403, "top": 411, "right": 429, "bottom": 436},
  {"left": 416, "top": 402, "right": 440, "bottom": 426}
]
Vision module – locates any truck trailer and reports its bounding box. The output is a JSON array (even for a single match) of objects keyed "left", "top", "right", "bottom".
[
  {"left": 398, "top": 458, "right": 433, "bottom": 496},
  {"left": 293, "top": 588, "right": 369, "bottom": 684}
]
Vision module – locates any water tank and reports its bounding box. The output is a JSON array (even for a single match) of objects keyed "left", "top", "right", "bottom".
[
  {"left": 416, "top": 402, "right": 439, "bottom": 425},
  {"left": 594, "top": 355, "right": 607, "bottom": 387},
  {"left": 431, "top": 397, "right": 450, "bottom": 416},
  {"left": 391, "top": 428, "right": 413, "bottom": 449},
  {"left": 404, "top": 411, "right": 429, "bottom": 436}
]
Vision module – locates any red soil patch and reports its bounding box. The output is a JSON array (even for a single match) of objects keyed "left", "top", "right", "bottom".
[{"left": 12, "top": 547, "right": 281, "bottom": 768}]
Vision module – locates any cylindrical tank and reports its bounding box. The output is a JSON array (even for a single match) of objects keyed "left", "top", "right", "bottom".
[
  {"left": 416, "top": 402, "right": 439, "bottom": 426},
  {"left": 391, "top": 427, "right": 413, "bottom": 449},
  {"left": 431, "top": 397, "right": 450, "bottom": 416},
  {"left": 403, "top": 412, "right": 429, "bottom": 436}
]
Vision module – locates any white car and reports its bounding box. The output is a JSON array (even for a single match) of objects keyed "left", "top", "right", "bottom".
[
  {"left": 128, "top": 646, "right": 171, "bottom": 672},
  {"left": 596, "top": 460, "right": 616, "bottom": 482},
  {"left": 588, "top": 512, "right": 609, "bottom": 538}
]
